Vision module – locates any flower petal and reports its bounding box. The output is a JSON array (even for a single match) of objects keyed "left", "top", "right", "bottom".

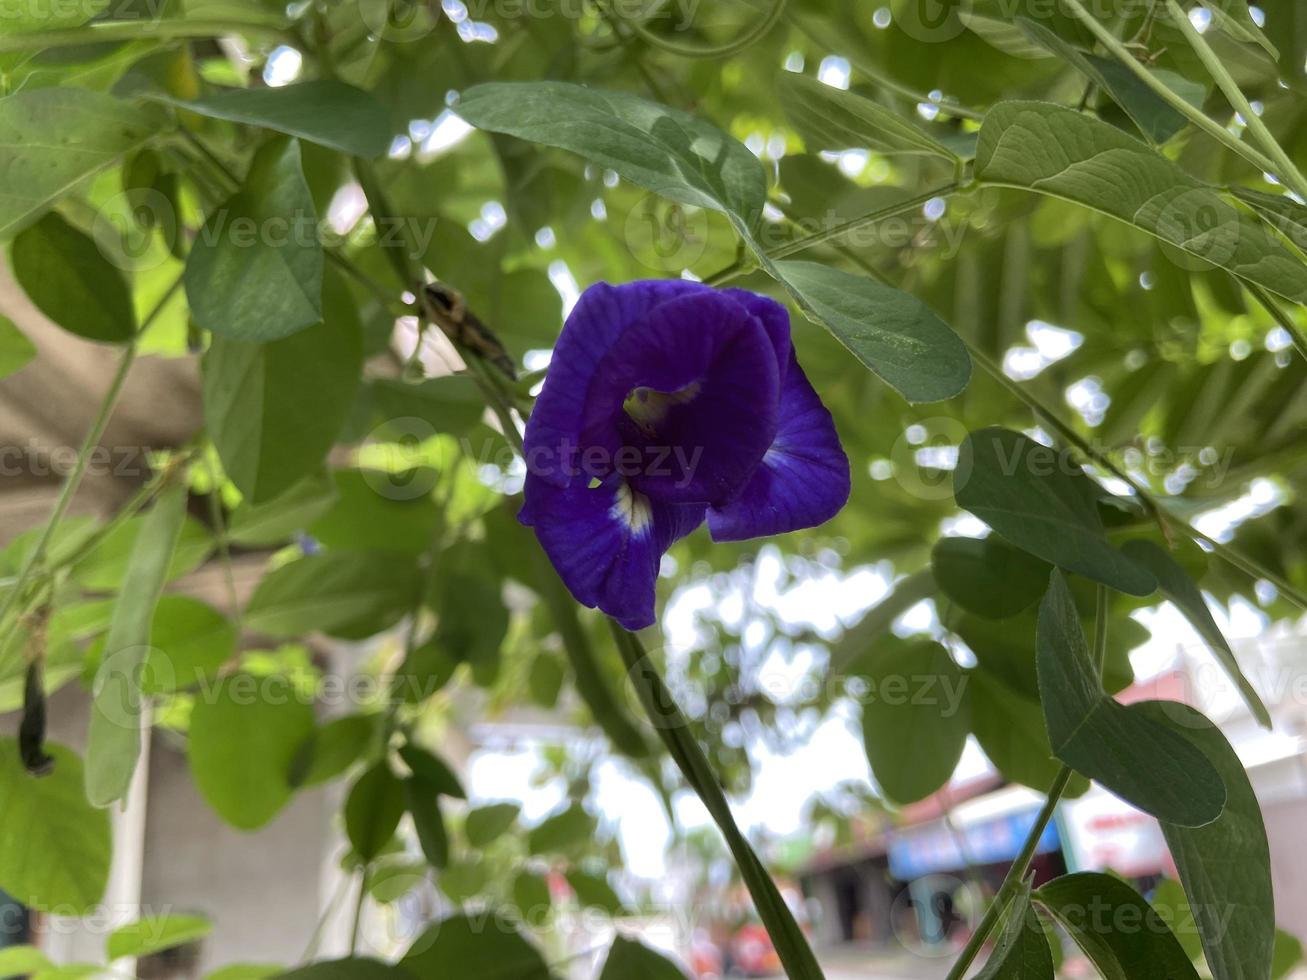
[
  {"left": 521, "top": 472, "right": 705, "bottom": 629},
  {"left": 523, "top": 280, "right": 705, "bottom": 489},
  {"left": 707, "top": 350, "right": 850, "bottom": 541}
]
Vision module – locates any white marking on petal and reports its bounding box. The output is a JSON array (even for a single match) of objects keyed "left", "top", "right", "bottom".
[{"left": 611, "top": 482, "right": 654, "bottom": 537}]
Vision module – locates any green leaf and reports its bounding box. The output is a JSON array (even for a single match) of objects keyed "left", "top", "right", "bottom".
[
  {"left": 1231, "top": 186, "right": 1307, "bottom": 251},
  {"left": 405, "top": 781, "right": 449, "bottom": 869},
  {"left": 0, "top": 89, "right": 159, "bottom": 239},
  {"left": 598, "top": 937, "right": 688, "bottom": 980},
  {"left": 464, "top": 802, "right": 520, "bottom": 848},
  {"left": 527, "top": 654, "right": 565, "bottom": 708},
  {"left": 0, "top": 739, "right": 110, "bottom": 913},
  {"left": 345, "top": 763, "right": 405, "bottom": 862},
  {"left": 1272, "top": 929, "right": 1304, "bottom": 980},
  {"left": 770, "top": 261, "right": 972, "bottom": 404},
  {"left": 72, "top": 514, "right": 213, "bottom": 590},
  {"left": 153, "top": 81, "right": 392, "bottom": 158},
  {"left": 1014, "top": 19, "right": 1205, "bottom": 144},
  {"left": 398, "top": 744, "right": 465, "bottom": 799},
  {"left": 453, "top": 81, "right": 766, "bottom": 228},
  {"left": 1122, "top": 539, "right": 1271, "bottom": 727},
  {"left": 140, "top": 596, "right": 237, "bottom": 695},
  {"left": 107, "top": 915, "right": 213, "bottom": 960},
  {"left": 184, "top": 137, "right": 324, "bottom": 342},
  {"left": 1198, "top": 0, "right": 1278, "bottom": 58},
  {"left": 202, "top": 270, "right": 362, "bottom": 503},
  {"left": 11, "top": 212, "right": 135, "bottom": 343},
  {"left": 428, "top": 567, "right": 507, "bottom": 681},
  {"left": 188, "top": 672, "right": 315, "bottom": 830},
  {"left": 228, "top": 471, "right": 339, "bottom": 547},
  {"left": 565, "top": 869, "right": 626, "bottom": 915},
  {"left": 1150, "top": 877, "right": 1206, "bottom": 963},
  {"left": 402, "top": 915, "right": 551, "bottom": 979},
  {"left": 293, "top": 714, "right": 378, "bottom": 788},
  {"left": 244, "top": 551, "right": 419, "bottom": 640},
  {"left": 974, "top": 878, "right": 1054, "bottom": 978},
  {"left": 0, "top": 947, "right": 52, "bottom": 979},
  {"left": 777, "top": 74, "right": 959, "bottom": 159},
  {"left": 1034, "top": 873, "right": 1200, "bottom": 979},
  {"left": 932, "top": 535, "right": 1051, "bottom": 619},
  {"left": 975, "top": 102, "right": 1307, "bottom": 304},
  {"left": 528, "top": 802, "right": 594, "bottom": 856},
  {"left": 0, "top": 316, "right": 35, "bottom": 379},
  {"left": 369, "top": 376, "right": 488, "bottom": 437},
  {"left": 954, "top": 428, "right": 1156, "bottom": 596},
  {"left": 513, "top": 872, "right": 552, "bottom": 919},
  {"left": 276, "top": 959, "right": 412, "bottom": 980},
  {"left": 1037, "top": 570, "right": 1225, "bottom": 826},
  {"left": 86, "top": 485, "right": 188, "bottom": 807},
  {"left": 859, "top": 638, "right": 971, "bottom": 804},
  {"left": 970, "top": 668, "right": 1087, "bottom": 796},
  {"left": 1132, "top": 701, "right": 1274, "bottom": 980},
  {"left": 307, "top": 470, "right": 440, "bottom": 555}
]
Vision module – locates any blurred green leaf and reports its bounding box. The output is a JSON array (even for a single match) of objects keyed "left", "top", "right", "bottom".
[
  {"left": 932, "top": 535, "right": 1050, "bottom": 619},
  {"left": 464, "top": 802, "right": 520, "bottom": 848},
  {"left": 402, "top": 914, "right": 550, "bottom": 978},
  {"left": 245, "top": 551, "right": 419, "bottom": 640},
  {"left": 107, "top": 914, "right": 212, "bottom": 960},
  {"left": 974, "top": 877, "right": 1053, "bottom": 978},
  {"left": 0, "top": 317, "right": 35, "bottom": 379},
  {"left": 345, "top": 763, "right": 405, "bottom": 862},
  {"left": 598, "top": 937, "right": 689, "bottom": 980},
  {"left": 778, "top": 74, "right": 959, "bottom": 159}
]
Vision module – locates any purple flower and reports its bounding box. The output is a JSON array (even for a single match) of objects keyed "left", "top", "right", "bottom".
[{"left": 520, "top": 280, "right": 850, "bottom": 629}]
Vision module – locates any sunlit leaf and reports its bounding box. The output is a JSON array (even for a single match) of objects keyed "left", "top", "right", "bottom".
[
  {"left": 107, "top": 915, "right": 213, "bottom": 960},
  {"left": 777, "top": 74, "right": 960, "bottom": 159}
]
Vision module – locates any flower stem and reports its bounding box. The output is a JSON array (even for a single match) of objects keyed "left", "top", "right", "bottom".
[
  {"left": 1059, "top": 0, "right": 1277, "bottom": 175},
  {"left": 1161, "top": 0, "right": 1307, "bottom": 200}
]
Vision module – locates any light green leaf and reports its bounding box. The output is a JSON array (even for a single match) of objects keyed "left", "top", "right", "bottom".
[
  {"left": 228, "top": 471, "right": 339, "bottom": 547},
  {"left": 1034, "top": 873, "right": 1200, "bottom": 979},
  {"left": 770, "top": 260, "right": 972, "bottom": 404},
  {"left": 345, "top": 763, "right": 405, "bottom": 862},
  {"left": 188, "top": 672, "right": 315, "bottom": 830},
  {"left": 0, "top": 947, "right": 52, "bottom": 979},
  {"left": 291, "top": 713, "right": 378, "bottom": 788},
  {"left": 1272, "top": 929, "right": 1304, "bottom": 980},
  {"left": 202, "top": 270, "right": 362, "bottom": 503},
  {"left": 1231, "top": 186, "right": 1307, "bottom": 254},
  {"left": 86, "top": 485, "right": 188, "bottom": 807},
  {"left": 1037, "top": 570, "right": 1225, "bottom": 826},
  {"left": 307, "top": 470, "right": 440, "bottom": 556},
  {"left": 527, "top": 653, "right": 565, "bottom": 708},
  {"left": 0, "top": 739, "right": 110, "bottom": 913},
  {"left": 976, "top": 102, "right": 1307, "bottom": 303},
  {"left": 184, "top": 137, "right": 324, "bottom": 342},
  {"left": 777, "top": 74, "right": 959, "bottom": 159},
  {"left": 932, "top": 535, "right": 1051, "bottom": 619},
  {"left": 453, "top": 81, "right": 766, "bottom": 228},
  {"left": 464, "top": 802, "right": 520, "bottom": 848},
  {"left": 0, "top": 316, "right": 36, "bottom": 379},
  {"left": 1199, "top": 0, "right": 1278, "bottom": 59},
  {"left": 276, "top": 959, "right": 411, "bottom": 980},
  {"left": 72, "top": 514, "right": 213, "bottom": 591},
  {"left": 859, "top": 638, "right": 971, "bottom": 804},
  {"left": 954, "top": 428, "right": 1156, "bottom": 596},
  {"left": 205, "top": 963, "right": 282, "bottom": 980},
  {"left": 153, "top": 80, "right": 392, "bottom": 158},
  {"left": 1133, "top": 701, "right": 1274, "bottom": 980},
  {"left": 402, "top": 915, "right": 551, "bottom": 979},
  {"left": 11, "top": 212, "right": 135, "bottom": 344},
  {"left": 244, "top": 551, "right": 419, "bottom": 640},
  {"left": 598, "top": 937, "right": 688, "bottom": 980},
  {"left": 528, "top": 802, "right": 594, "bottom": 856},
  {"left": 974, "top": 878, "right": 1053, "bottom": 978},
  {"left": 1122, "top": 539, "right": 1271, "bottom": 727},
  {"left": 0, "top": 89, "right": 159, "bottom": 239},
  {"left": 140, "top": 596, "right": 236, "bottom": 694},
  {"left": 107, "top": 915, "right": 213, "bottom": 960}
]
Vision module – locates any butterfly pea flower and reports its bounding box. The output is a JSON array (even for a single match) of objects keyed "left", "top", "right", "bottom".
[{"left": 519, "top": 280, "right": 850, "bottom": 630}]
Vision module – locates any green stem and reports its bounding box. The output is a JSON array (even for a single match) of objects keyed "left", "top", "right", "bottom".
[
  {"left": 1246, "top": 282, "right": 1307, "bottom": 365},
  {"left": 348, "top": 870, "right": 367, "bottom": 954},
  {"left": 1060, "top": 0, "right": 1277, "bottom": 175},
  {"left": 0, "top": 344, "right": 137, "bottom": 630},
  {"left": 1162, "top": 0, "right": 1307, "bottom": 200},
  {"left": 607, "top": 0, "right": 788, "bottom": 59},
  {"left": 0, "top": 17, "right": 291, "bottom": 52}
]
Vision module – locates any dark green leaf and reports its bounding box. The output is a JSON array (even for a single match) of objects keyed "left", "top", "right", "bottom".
[
  {"left": 453, "top": 81, "right": 766, "bottom": 228},
  {"left": 0, "top": 89, "right": 159, "bottom": 238},
  {"left": 1122, "top": 539, "right": 1271, "bottom": 727},
  {"left": 970, "top": 669, "right": 1087, "bottom": 796},
  {"left": 565, "top": 869, "right": 626, "bottom": 915},
  {"left": 369, "top": 376, "right": 488, "bottom": 437},
  {"left": 932, "top": 535, "right": 1051, "bottom": 619},
  {"left": 345, "top": 763, "right": 405, "bottom": 862},
  {"left": 402, "top": 914, "right": 551, "bottom": 979},
  {"left": 464, "top": 802, "right": 520, "bottom": 848},
  {"left": 1034, "top": 872, "right": 1201, "bottom": 980},
  {"left": 188, "top": 673, "right": 315, "bottom": 830},
  {"left": 185, "top": 137, "right": 324, "bottom": 342},
  {"left": 954, "top": 428, "right": 1156, "bottom": 595},
  {"left": 771, "top": 261, "right": 972, "bottom": 404},
  {"left": 1037, "top": 570, "right": 1225, "bottom": 826},
  {"left": 598, "top": 937, "right": 688, "bottom": 980},
  {"left": 777, "top": 74, "right": 959, "bottom": 159},
  {"left": 244, "top": 552, "right": 418, "bottom": 641},
  {"left": 513, "top": 872, "right": 551, "bottom": 919},
  {"left": 0, "top": 739, "right": 110, "bottom": 913},
  {"left": 975, "top": 102, "right": 1307, "bottom": 304},
  {"left": 405, "top": 781, "right": 449, "bottom": 869},
  {"left": 527, "top": 654, "right": 565, "bottom": 708},
  {"left": 528, "top": 803, "right": 594, "bottom": 856},
  {"left": 859, "top": 638, "right": 971, "bottom": 804},
  {"left": 11, "top": 212, "right": 135, "bottom": 343},
  {"left": 107, "top": 915, "right": 212, "bottom": 960},
  {"left": 293, "top": 714, "right": 378, "bottom": 788},
  {"left": 154, "top": 81, "right": 392, "bottom": 158},
  {"left": 398, "top": 744, "right": 465, "bottom": 799},
  {"left": 974, "top": 878, "right": 1053, "bottom": 978},
  {"left": 202, "top": 270, "right": 362, "bottom": 503},
  {"left": 1132, "top": 701, "right": 1274, "bottom": 980},
  {"left": 86, "top": 485, "right": 188, "bottom": 807}
]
